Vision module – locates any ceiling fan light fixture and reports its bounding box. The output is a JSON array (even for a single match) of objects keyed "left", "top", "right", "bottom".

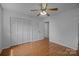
[{"left": 40, "top": 11, "right": 47, "bottom": 15}]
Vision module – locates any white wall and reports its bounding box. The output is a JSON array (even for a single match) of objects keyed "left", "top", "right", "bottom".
[
  {"left": 2, "top": 10, "right": 45, "bottom": 49},
  {"left": 0, "top": 4, "right": 3, "bottom": 53},
  {"left": 0, "top": 5, "right": 2, "bottom": 49},
  {"left": 0, "top": 4, "right": 2, "bottom": 49},
  {"left": 49, "top": 8, "right": 79, "bottom": 50}
]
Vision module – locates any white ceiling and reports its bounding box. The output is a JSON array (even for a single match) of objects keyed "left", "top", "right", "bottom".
[{"left": 1, "top": 3, "right": 79, "bottom": 16}]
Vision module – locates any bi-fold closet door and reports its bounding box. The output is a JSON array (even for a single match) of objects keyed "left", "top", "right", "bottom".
[
  {"left": 10, "top": 17, "right": 33, "bottom": 46},
  {"left": 10, "top": 17, "right": 45, "bottom": 46}
]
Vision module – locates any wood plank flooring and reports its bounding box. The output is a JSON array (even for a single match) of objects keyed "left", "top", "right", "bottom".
[
  {"left": 0, "top": 38, "right": 77, "bottom": 56},
  {"left": 49, "top": 42, "right": 77, "bottom": 56}
]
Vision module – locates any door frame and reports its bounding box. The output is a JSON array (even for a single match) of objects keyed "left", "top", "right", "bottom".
[{"left": 44, "top": 21, "right": 49, "bottom": 39}]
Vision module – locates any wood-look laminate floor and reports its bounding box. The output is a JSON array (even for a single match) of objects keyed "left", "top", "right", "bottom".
[{"left": 0, "top": 38, "right": 77, "bottom": 56}]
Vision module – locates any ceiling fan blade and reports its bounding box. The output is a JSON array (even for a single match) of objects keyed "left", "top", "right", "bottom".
[
  {"left": 31, "top": 9, "right": 38, "bottom": 11},
  {"left": 37, "top": 13, "right": 40, "bottom": 16},
  {"left": 48, "top": 8, "right": 58, "bottom": 11},
  {"left": 46, "top": 13, "right": 50, "bottom": 16}
]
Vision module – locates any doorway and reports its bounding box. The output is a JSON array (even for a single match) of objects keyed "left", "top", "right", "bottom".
[{"left": 44, "top": 22, "right": 49, "bottom": 39}]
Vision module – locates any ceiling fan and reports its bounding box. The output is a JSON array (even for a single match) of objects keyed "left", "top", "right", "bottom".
[{"left": 31, "top": 3, "right": 58, "bottom": 16}]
